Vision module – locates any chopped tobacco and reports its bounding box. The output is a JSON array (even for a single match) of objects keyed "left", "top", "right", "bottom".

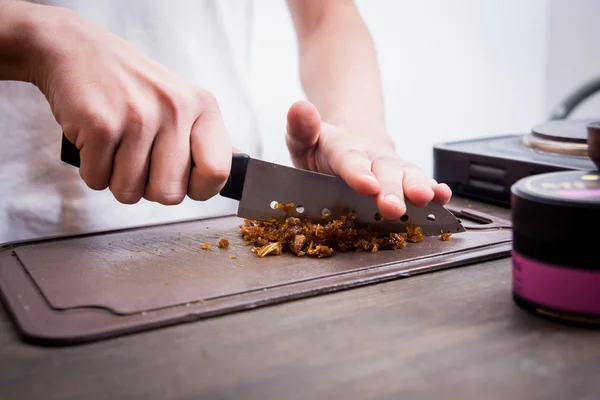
[
  {"left": 440, "top": 232, "right": 452, "bottom": 241},
  {"left": 239, "top": 210, "right": 426, "bottom": 258},
  {"left": 252, "top": 242, "right": 283, "bottom": 257},
  {"left": 406, "top": 226, "right": 426, "bottom": 243},
  {"left": 274, "top": 202, "right": 295, "bottom": 213}
]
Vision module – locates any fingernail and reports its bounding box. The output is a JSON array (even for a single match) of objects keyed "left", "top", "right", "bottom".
[
  {"left": 428, "top": 179, "right": 438, "bottom": 186},
  {"left": 384, "top": 193, "right": 402, "bottom": 207}
]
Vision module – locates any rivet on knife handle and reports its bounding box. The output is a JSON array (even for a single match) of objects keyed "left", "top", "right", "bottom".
[{"left": 60, "top": 132, "right": 249, "bottom": 200}]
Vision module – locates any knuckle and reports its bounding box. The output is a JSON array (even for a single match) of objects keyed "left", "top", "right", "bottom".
[
  {"left": 61, "top": 122, "right": 79, "bottom": 142},
  {"left": 188, "top": 161, "right": 230, "bottom": 201},
  {"left": 373, "top": 156, "right": 406, "bottom": 174},
  {"left": 195, "top": 89, "right": 218, "bottom": 110},
  {"left": 158, "top": 87, "right": 181, "bottom": 118},
  {"left": 373, "top": 153, "right": 398, "bottom": 164},
  {"left": 198, "top": 160, "right": 230, "bottom": 184},
  {"left": 80, "top": 170, "right": 109, "bottom": 191},
  {"left": 207, "top": 165, "right": 230, "bottom": 184},
  {"left": 124, "top": 101, "right": 156, "bottom": 137},
  {"left": 190, "top": 193, "right": 216, "bottom": 202},
  {"left": 154, "top": 192, "right": 186, "bottom": 206},
  {"left": 380, "top": 179, "right": 403, "bottom": 191},
  {"left": 83, "top": 110, "right": 121, "bottom": 143},
  {"left": 112, "top": 189, "right": 143, "bottom": 205},
  {"left": 188, "top": 189, "right": 214, "bottom": 202},
  {"left": 400, "top": 163, "right": 422, "bottom": 173},
  {"left": 161, "top": 87, "right": 198, "bottom": 121},
  {"left": 146, "top": 182, "right": 186, "bottom": 205},
  {"left": 86, "top": 180, "right": 109, "bottom": 191}
]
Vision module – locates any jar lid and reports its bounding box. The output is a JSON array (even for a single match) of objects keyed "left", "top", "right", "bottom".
[
  {"left": 512, "top": 170, "right": 600, "bottom": 208},
  {"left": 511, "top": 170, "right": 600, "bottom": 269}
]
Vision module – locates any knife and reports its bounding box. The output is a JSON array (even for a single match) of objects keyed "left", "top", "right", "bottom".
[{"left": 60, "top": 134, "right": 465, "bottom": 236}]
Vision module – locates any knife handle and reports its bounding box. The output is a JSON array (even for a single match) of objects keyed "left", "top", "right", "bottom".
[
  {"left": 61, "top": 133, "right": 81, "bottom": 168},
  {"left": 220, "top": 153, "right": 250, "bottom": 200},
  {"left": 60, "top": 133, "right": 249, "bottom": 200}
]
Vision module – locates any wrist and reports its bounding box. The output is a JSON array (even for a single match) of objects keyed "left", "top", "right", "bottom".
[
  {"left": 0, "top": 1, "right": 45, "bottom": 82},
  {"left": 0, "top": 2, "right": 71, "bottom": 88}
]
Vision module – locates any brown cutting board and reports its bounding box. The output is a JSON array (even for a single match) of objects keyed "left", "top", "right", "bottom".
[{"left": 0, "top": 207, "right": 512, "bottom": 345}]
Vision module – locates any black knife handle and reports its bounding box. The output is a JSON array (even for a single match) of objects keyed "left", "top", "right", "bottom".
[
  {"left": 220, "top": 153, "right": 249, "bottom": 201},
  {"left": 61, "top": 133, "right": 81, "bottom": 168},
  {"left": 60, "top": 133, "right": 249, "bottom": 200}
]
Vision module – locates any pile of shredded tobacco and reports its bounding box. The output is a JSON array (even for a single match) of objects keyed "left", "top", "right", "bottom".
[{"left": 239, "top": 204, "right": 446, "bottom": 258}]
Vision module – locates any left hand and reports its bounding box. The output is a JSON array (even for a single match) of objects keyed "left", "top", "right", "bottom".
[{"left": 286, "top": 101, "right": 452, "bottom": 220}]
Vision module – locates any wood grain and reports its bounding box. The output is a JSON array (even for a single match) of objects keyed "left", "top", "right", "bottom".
[
  {"left": 2, "top": 199, "right": 599, "bottom": 399},
  {"left": 1, "top": 257, "right": 600, "bottom": 400}
]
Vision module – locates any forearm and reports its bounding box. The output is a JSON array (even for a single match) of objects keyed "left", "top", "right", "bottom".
[
  {"left": 0, "top": 0, "right": 44, "bottom": 82},
  {"left": 290, "top": 1, "right": 387, "bottom": 139}
]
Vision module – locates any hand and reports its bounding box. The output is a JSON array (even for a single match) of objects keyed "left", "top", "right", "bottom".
[
  {"left": 29, "top": 6, "right": 231, "bottom": 204},
  {"left": 286, "top": 101, "right": 452, "bottom": 219}
]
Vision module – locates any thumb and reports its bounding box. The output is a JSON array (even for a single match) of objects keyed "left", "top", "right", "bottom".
[{"left": 286, "top": 100, "right": 321, "bottom": 169}]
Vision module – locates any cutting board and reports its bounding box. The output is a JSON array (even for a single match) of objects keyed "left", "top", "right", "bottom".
[{"left": 0, "top": 205, "right": 512, "bottom": 345}]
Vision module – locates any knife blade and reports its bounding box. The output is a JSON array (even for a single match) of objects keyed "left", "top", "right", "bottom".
[{"left": 60, "top": 134, "right": 465, "bottom": 236}]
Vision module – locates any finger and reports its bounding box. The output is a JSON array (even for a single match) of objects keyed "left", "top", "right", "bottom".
[
  {"left": 371, "top": 155, "right": 407, "bottom": 220},
  {"left": 285, "top": 100, "right": 321, "bottom": 170},
  {"left": 401, "top": 163, "right": 435, "bottom": 207},
  {"left": 188, "top": 98, "right": 232, "bottom": 201},
  {"left": 328, "top": 146, "right": 380, "bottom": 196},
  {"left": 145, "top": 123, "right": 191, "bottom": 205},
  {"left": 429, "top": 180, "right": 452, "bottom": 204},
  {"left": 286, "top": 101, "right": 380, "bottom": 195},
  {"left": 108, "top": 129, "right": 153, "bottom": 204},
  {"left": 77, "top": 130, "right": 117, "bottom": 191}
]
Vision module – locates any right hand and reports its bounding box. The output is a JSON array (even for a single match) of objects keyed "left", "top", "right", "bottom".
[{"left": 28, "top": 5, "right": 232, "bottom": 205}]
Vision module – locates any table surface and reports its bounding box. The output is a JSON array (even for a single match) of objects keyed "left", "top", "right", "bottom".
[{"left": 1, "top": 199, "right": 599, "bottom": 400}]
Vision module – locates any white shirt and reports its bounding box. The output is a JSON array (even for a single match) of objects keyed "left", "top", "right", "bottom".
[{"left": 0, "top": 0, "right": 261, "bottom": 244}]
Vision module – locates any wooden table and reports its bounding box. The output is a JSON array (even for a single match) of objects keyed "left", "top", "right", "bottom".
[{"left": 1, "top": 200, "right": 599, "bottom": 400}]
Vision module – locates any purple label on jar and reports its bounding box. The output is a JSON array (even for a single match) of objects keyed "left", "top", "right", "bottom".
[{"left": 512, "top": 251, "right": 600, "bottom": 315}]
